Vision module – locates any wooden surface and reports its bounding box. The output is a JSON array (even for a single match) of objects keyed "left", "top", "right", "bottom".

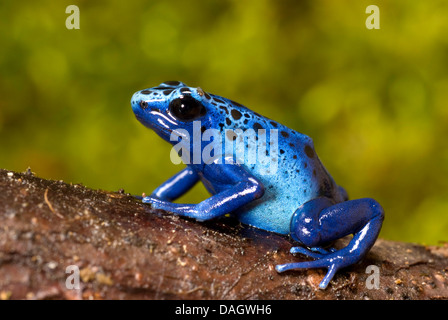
[{"left": 0, "top": 168, "right": 447, "bottom": 300}]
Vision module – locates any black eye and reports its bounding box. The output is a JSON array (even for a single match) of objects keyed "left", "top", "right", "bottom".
[
  {"left": 168, "top": 96, "right": 206, "bottom": 121},
  {"left": 140, "top": 100, "right": 148, "bottom": 109}
]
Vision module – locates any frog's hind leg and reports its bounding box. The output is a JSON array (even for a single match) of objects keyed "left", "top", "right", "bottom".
[{"left": 276, "top": 197, "right": 384, "bottom": 289}]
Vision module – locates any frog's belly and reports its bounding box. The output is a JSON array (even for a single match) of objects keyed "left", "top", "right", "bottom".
[
  {"left": 234, "top": 181, "right": 315, "bottom": 235},
  {"left": 232, "top": 157, "right": 336, "bottom": 234},
  {"left": 224, "top": 138, "right": 339, "bottom": 234},
  {"left": 235, "top": 198, "right": 296, "bottom": 235}
]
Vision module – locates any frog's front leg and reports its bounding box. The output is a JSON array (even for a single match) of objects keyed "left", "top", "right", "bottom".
[
  {"left": 276, "top": 197, "right": 384, "bottom": 289},
  {"left": 143, "top": 162, "right": 265, "bottom": 221},
  {"left": 151, "top": 167, "right": 199, "bottom": 201}
]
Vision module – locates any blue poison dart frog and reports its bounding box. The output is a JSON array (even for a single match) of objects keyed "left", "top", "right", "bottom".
[{"left": 131, "top": 81, "right": 384, "bottom": 289}]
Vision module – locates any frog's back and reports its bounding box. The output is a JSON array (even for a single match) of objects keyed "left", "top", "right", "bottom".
[{"left": 206, "top": 94, "right": 341, "bottom": 234}]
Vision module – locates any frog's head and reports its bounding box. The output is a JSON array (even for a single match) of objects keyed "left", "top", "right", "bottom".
[
  {"left": 131, "top": 81, "right": 219, "bottom": 143},
  {"left": 132, "top": 81, "right": 279, "bottom": 168}
]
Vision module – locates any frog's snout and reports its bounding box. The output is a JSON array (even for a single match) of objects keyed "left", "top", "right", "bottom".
[
  {"left": 131, "top": 92, "right": 148, "bottom": 113},
  {"left": 131, "top": 92, "right": 140, "bottom": 108}
]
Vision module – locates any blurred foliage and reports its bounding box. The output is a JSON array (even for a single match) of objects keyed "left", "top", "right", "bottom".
[{"left": 1, "top": 0, "right": 447, "bottom": 244}]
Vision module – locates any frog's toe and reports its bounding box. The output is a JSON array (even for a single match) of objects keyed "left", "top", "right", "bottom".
[
  {"left": 275, "top": 256, "right": 345, "bottom": 289},
  {"left": 308, "top": 246, "right": 337, "bottom": 254},
  {"left": 142, "top": 196, "right": 164, "bottom": 208},
  {"left": 290, "top": 246, "right": 337, "bottom": 259},
  {"left": 290, "top": 246, "right": 323, "bottom": 259}
]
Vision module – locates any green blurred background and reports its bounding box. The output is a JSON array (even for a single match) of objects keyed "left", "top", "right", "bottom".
[{"left": 1, "top": 0, "right": 447, "bottom": 244}]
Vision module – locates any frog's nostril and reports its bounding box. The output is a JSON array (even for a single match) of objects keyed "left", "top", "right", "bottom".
[{"left": 140, "top": 101, "right": 148, "bottom": 109}]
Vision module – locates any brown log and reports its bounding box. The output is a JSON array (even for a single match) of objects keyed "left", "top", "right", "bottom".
[{"left": 0, "top": 168, "right": 447, "bottom": 300}]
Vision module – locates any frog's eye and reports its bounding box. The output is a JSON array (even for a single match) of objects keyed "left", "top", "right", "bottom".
[{"left": 168, "top": 95, "right": 206, "bottom": 121}]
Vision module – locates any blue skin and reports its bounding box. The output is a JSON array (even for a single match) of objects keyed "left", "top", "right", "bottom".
[{"left": 131, "top": 81, "right": 384, "bottom": 289}]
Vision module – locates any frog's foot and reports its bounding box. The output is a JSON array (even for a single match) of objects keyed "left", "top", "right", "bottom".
[
  {"left": 277, "top": 197, "right": 384, "bottom": 289},
  {"left": 142, "top": 195, "right": 209, "bottom": 220},
  {"left": 276, "top": 250, "right": 353, "bottom": 289},
  {"left": 142, "top": 196, "right": 166, "bottom": 208}
]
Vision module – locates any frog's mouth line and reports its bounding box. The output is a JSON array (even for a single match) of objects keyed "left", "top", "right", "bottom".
[
  {"left": 136, "top": 111, "right": 192, "bottom": 142},
  {"left": 136, "top": 115, "right": 173, "bottom": 137},
  {"left": 150, "top": 123, "right": 173, "bottom": 137}
]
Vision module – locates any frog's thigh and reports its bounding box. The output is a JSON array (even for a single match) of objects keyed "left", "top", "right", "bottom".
[
  {"left": 291, "top": 197, "right": 383, "bottom": 248},
  {"left": 279, "top": 197, "right": 384, "bottom": 289}
]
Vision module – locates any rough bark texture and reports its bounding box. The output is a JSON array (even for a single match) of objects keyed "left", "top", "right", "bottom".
[{"left": 0, "top": 168, "right": 447, "bottom": 300}]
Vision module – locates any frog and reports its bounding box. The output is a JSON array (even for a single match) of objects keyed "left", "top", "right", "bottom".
[{"left": 131, "top": 81, "right": 384, "bottom": 289}]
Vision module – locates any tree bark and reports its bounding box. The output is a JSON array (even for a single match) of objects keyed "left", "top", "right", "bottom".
[{"left": 0, "top": 168, "right": 447, "bottom": 300}]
